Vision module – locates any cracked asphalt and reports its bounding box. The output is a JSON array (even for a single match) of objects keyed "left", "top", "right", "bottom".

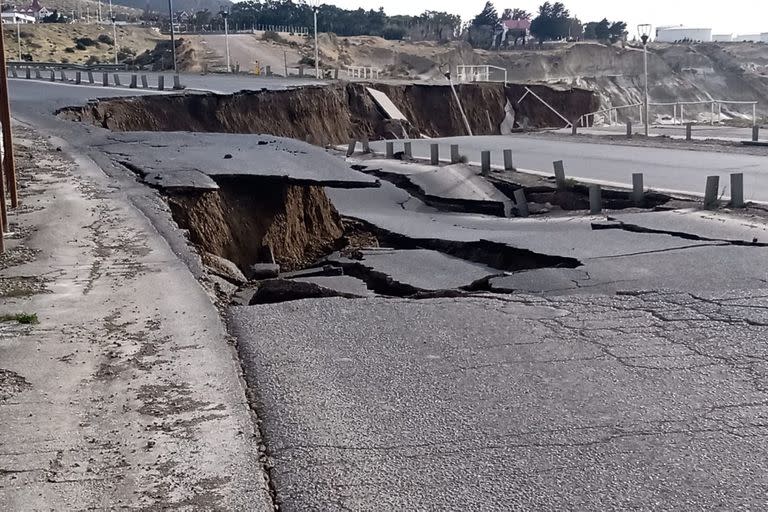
[{"left": 233, "top": 291, "right": 768, "bottom": 510}]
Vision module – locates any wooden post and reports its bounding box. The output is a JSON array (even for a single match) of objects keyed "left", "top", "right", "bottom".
[
  {"left": 102, "top": 72, "right": 109, "bottom": 86},
  {"left": 141, "top": 74, "right": 148, "bottom": 88},
  {"left": 361, "top": 138, "right": 371, "bottom": 153},
  {"left": 75, "top": 71, "right": 82, "bottom": 84},
  {"left": 626, "top": 121, "right": 633, "bottom": 139},
  {"left": 685, "top": 122, "right": 693, "bottom": 141},
  {"left": 430, "top": 143, "right": 439, "bottom": 165},
  {"left": 158, "top": 75, "right": 165, "bottom": 90},
  {"left": 113, "top": 73, "right": 121, "bottom": 86},
  {"left": 553, "top": 160, "right": 566, "bottom": 189},
  {"left": 753, "top": 126, "right": 760, "bottom": 142},
  {"left": 346, "top": 139, "right": 356, "bottom": 157},
  {"left": 385, "top": 141, "right": 394, "bottom": 159},
  {"left": 704, "top": 176, "right": 719, "bottom": 210},
  {"left": 403, "top": 141, "right": 412, "bottom": 158},
  {"left": 730, "top": 173, "right": 744, "bottom": 209},
  {"left": 632, "top": 173, "right": 644, "bottom": 205},
  {"left": 481, "top": 150, "right": 491, "bottom": 176},
  {"left": 450, "top": 144, "right": 460, "bottom": 164},
  {"left": 503, "top": 149, "right": 514, "bottom": 171},
  {"left": 0, "top": 26, "right": 18, "bottom": 209},
  {"left": 129, "top": 74, "right": 137, "bottom": 88},
  {"left": 88, "top": 70, "right": 94, "bottom": 83},
  {"left": 513, "top": 189, "right": 529, "bottom": 217},
  {"left": 589, "top": 185, "right": 602, "bottom": 214}
]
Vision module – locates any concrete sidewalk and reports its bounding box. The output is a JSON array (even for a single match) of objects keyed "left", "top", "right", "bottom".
[{"left": 0, "top": 126, "right": 272, "bottom": 510}]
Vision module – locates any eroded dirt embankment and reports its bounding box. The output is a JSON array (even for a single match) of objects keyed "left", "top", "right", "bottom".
[
  {"left": 59, "top": 82, "right": 597, "bottom": 145},
  {"left": 168, "top": 177, "right": 344, "bottom": 272}
]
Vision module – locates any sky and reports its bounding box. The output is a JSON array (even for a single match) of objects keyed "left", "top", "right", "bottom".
[{"left": 323, "top": 0, "right": 768, "bottom": 36}]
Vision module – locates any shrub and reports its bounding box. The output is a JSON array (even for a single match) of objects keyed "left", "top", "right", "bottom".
[
  {"left": 261, "top": 30, "right": 284, "bottom": 43},
  {"left": 64, "top": 46, "right": 75, "bottom": 53},
  {"left": 97, "top": 33, "right": 114, "bottom": 45},
  {"left": 74, "top": 36, "right": 97, "bottom": 47},
  {"left": 298, "top": 56, "right": 315, "bottom": 66}
]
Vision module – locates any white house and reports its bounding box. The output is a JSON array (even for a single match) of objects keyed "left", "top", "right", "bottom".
[
  {"left": 656, "top": 26, "right": 712, "bottom": 42},
  {"left": 0, "top": 12, "right": 36, "bottom": 23}
]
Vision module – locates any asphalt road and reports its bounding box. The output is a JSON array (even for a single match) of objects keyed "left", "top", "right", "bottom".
[
  {"left": 371, "top": 136, "right": 768, "bottom": 202},
  {"left": 12, "top": 77, "right": 768, "bottom": 511}
]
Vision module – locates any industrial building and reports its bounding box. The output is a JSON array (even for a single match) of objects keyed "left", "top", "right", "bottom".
[{"left": 656, "top": 26, "right": 712, "bottom": 42}]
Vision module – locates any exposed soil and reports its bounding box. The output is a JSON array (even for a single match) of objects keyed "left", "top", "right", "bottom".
[
  {"left": 59, "top": 81, "right": 597, "bottom": 145},
  {"left": 167, "top": 176, "right": 344, "bottom": 272}
]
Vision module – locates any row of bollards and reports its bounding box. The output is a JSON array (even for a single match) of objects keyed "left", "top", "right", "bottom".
[
  {"left": 347, "top": 140, "right": 749, "bottom": 214},
  {"left": 8, "top": 64, "right": 183, "bottom": 91}
]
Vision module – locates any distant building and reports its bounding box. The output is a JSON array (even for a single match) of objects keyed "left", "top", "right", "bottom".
[
  {"left": 18, "top": 0, "right": 50, "bottom": 21},
  {"left": 735, "top": 33, "right": 768, "bottom": 42},
  {"left": 712, "top": 33, "right": 735, "bottom": 42},
  {"left": 656, "top": 26, "right": 712, "bottom": 42},
  {"left": 0, "top": 12, "right": 36, "bottom": 23},
  {"left": 496, "top": 19, "right": 531, "bottom": 47}
]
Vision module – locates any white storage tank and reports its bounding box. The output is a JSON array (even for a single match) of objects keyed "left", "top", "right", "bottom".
[
  {"left": 713, "top": 34, "right": 735, "bottom": 42},
  {"left": 736, "top": 34, "right": 761, "bottom": 42},
  {"left": 656, "top": 26, "right": 713, "bottom": 42}
]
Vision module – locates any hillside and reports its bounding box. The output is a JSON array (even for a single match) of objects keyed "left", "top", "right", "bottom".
[
  {"left": 34, "top": 0, "right": 142, "bottom": 19},
  {"left": 2, "top": 24, "right": 165, "bottom": 65},
  {"left": 112, "top": 0, "right": 230, "bottom": 14}
]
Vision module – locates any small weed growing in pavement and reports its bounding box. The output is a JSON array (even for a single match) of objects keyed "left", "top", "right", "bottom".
[
  {"left": 0, "top": 313, "right": 39, "bottom": 325},
  {"left": 564, "top": 178, "right": 578, "bottom": 188}
]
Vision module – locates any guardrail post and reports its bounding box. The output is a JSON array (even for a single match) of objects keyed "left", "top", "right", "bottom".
[
  {"left": 49, "top": 69, "right": 55, "bottom": 82},
  {"left": 102, "top": 72, "right": 109, "bottom": 86},
  {"left": 450, "top": 144, "right": 460, "bottom": 164},
  {"left": 60, "top": 70, "right": 67, "bottom": 81},
  {"left": 553, "top": 160, "right": 566, "bottom": 189},
  {"left": 481, "top": 150, "right": 491, "bottom": 176},
  {"left": 24, "top": 66, "right": 30, "bottom": 79},
  {"left": 571, "top": 123, "right": 577, "bottom": 135},
  {"left": 34, "top": 68, "right": 41, "bottom": 79},
  {"left": 704, "top": 175, "right": 720, "bottom": 210},
  {"left": 334, "top": 68, "right": 339, "bottom": 79},
  {"left": 113, "top": 73, "right": 121, "bottom": 86},
  {"left": 626, "top": 120, "right": 632, "bottom": 138},
  {"left": 753, "top": 125, "right": 760, "bottom": 142},
  {"left": 361, "top": 137, "right": 370, "bottom": 153},
  {"left": 141, "top": 74, "right": 148, "bottom": 88},
  {"left": 158, "top": 75, "right": 165, "bottom": 91},
  {"left": 730, "top": 173, "right": 744, "bottom": 209},
  {"left": 430, "top": 143, "right": 439, "bottom": 165},
  {"left": 75, "top": 71, "right": 81, "bottom": 84},
  {"left": 685, "top": 122, "right": 693, "bottom": 141},
  {"left": 299, "top": 66, "right": 304, "bottom": 77},
  {"left": 513, "top": 189, "right": 529, "bottom": 217},
  {"left": 589, "top": 185, "right": 602, "bottom": 214},
  {"left": 632, "top": 173, "right": 644, "bottom": 205},
  {"left": 385, "top": 141, "right": 394, "bottom": 159},
  {"left": 503, "top": 149, "right": 514, "bottom": 171},
  {"left": 346, "top": 139, "right": 356, "bottom": 157},
  {"left": 129, "top": 74, "right": 137, "bottom": 88},
  {"left": 403, "top": 141, "right": 412, "bottom": 158},
  {"left": 87, "top": 70, "right": 93, "bottom": 83},
  {"left": 173, "top": 74, "right": 182, "bottom": 90}
]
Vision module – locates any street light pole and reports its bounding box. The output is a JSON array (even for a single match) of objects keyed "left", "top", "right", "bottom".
[
  {"left": 638, "top": 24, "right": 652, "bottom": 137},
  {"left": 222, "top": 11, "right": 230, "bottom": 72},
  {"left": 16, "top": 22, "right": 21, "bottom": 61},
  {"left": 168, "top": 0, "right": 177, "bottom": 73},
  {"left": 313, "top": 6, "right": 319, "bottom": 79},
  {"left": 112, "top": 16, "right": 118, "bottom": 64}
]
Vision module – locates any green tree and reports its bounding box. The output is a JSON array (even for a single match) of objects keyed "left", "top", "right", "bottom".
[
  {"left": 609, "top": 21, "right": 627, "bottom": 42},
  {"left": 472, "top": 1, "right": 499, "bottom": 27},
  {"left": 511, "top": 8, "right": 531, "bottom": 20},
  {"left": 594, "top": 18, "right": 610, "bottom": 40},
  {"left": 530, "top": 2, "right": 571, "bottom": 43}
]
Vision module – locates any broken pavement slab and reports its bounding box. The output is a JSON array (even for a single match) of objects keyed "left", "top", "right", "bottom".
[
  {"left": 96, "top": 132, "right": 380, "bottom": 191},
  {"left": 326, "top": 248, "right": 502, "bottom": 292},
  {"left": 350, "top": 156, "right": 513, "bottom": 217}
]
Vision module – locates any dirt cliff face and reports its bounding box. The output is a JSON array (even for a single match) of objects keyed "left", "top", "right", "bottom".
[
  {"left": 59, "top": 81, "right": 597, "bottom": 142},
  {"left": 167, "top": 177, "right": 344, "bottom": 272}
]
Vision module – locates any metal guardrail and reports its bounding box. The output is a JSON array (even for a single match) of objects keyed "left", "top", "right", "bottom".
[
  {"left": 7, "top": 61, "right": 129, "bottom": 71},
  {"left": 580, "top": 99, "right": 759, "bottom": 127}
]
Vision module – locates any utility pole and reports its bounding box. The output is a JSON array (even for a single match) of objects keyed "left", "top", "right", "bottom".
[
  {"left": 638, "top": 24, "right": 652, "bottom": 137},
  {"left": 16, "top": 21, "right": 21, "bottom": 61},
  {"left": 0, "top": 18, "right": 18, "bottom": 215},
  {"left": 168, "top": 0, "right": 177, "bottom": 72},
  {"left": 313, "top": 5, "right": 319, "bottom": 79}
]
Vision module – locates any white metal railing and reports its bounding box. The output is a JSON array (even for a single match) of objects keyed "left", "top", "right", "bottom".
[
  {"left": 580, "top": 99, "right": 758, "bottom": 128},
  {"left": 456, "top": 65, "right": 508, "bottom": 85},
  {"left": 346, "top": 66, "right": 381, "bottom": 79}
]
